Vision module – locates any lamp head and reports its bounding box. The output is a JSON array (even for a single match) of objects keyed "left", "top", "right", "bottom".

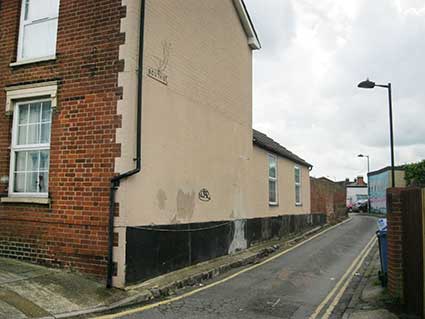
[{"left": 357, "top": 79, "right": 375, "bottom": 89}]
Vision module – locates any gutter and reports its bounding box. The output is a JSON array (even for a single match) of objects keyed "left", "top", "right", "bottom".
[
  {"left": 233, "top": 0, "right": 261, "bottom": 50},
  {"left": 106, "top": 0, "right": 146, "bottom": 288}
]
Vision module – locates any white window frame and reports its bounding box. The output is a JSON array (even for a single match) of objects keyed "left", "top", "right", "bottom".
[
  {"left": 295, "top": 166, "right": 302, "bottom": 206},
  {"left": 268, "top": 154, "right": 278, "bottom": 206},
  {"left": 16, "top": 0, "right": 60, "bottom": 62},
  {"left": 8, "top": 98, "right": 52, "bottom": 198}
]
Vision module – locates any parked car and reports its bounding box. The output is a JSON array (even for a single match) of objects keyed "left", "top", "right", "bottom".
[{"left": 352, "top": 199, "right": 368, "bottom": 212}]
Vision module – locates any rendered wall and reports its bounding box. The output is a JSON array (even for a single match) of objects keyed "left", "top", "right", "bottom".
[
  {"left": 116, "top": 0, "right": 254, "bottom": 229},
  {"left": 369, "top": 171, "right": 389, "bottom": 214},
  {"left": 245, "top": 146, "right": 311, "bottom": 218},
  {"left": 369, "top": 170, "right": 405, "bottom": 214},
  {"left": 113, "top": 0, "right": 313, "bottom": 286}
]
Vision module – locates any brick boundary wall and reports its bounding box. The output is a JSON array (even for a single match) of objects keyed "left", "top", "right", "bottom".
[
  {"left": 310, "top": 177, "right": 347, "bottom": 223},
  {"left": 387, "top": 188, "right": 404, "bottom": 300},
  {"left": 0, "top": 1, "right": 125, "bottom": 278}
]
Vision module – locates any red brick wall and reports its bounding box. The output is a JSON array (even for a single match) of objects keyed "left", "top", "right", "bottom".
[
  {"left": 387, "top": 188, "right": 404, "bottom": 299},
  {"left": 310, "top": 177, "right": 347, "bottom": 223},
  {"left": 0, "top": 1, "right": 125, "bottom": 277}
]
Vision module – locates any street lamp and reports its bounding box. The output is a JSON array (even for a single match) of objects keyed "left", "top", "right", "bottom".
[
  {"left": 358, "top": 154, "right": 371, "bottom": 212},
  {"left": 357, "top": 79, "right": 395, "bottom": 187}
]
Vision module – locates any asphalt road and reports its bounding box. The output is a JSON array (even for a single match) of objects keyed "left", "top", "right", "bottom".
[{"left": 115, "top": 215, "right": 377, "bottom": 319}]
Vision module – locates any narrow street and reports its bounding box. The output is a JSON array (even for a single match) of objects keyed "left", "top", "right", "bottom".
[{"left": 103, "top": 215, "right": 377, "bottom": 319}]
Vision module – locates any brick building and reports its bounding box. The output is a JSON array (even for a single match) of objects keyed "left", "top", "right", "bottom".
[
  {"left": 0, "top": 0, "right": 125, "bottom": 277},
  {"left": 0, "top": 0, "right": 321, "bottom": 288},
  {"left": 310, "top": 177, "right": 347, "bottom": 223}
]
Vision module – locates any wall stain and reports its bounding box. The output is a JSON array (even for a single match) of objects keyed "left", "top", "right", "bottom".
[
  {"left": 228, "top": 220, "right": 247, "bottom": 254},
  {"left": 157, "top": 189, "right": 167, "bottom": 210},
  {"left": 176, "top": 190, "right": 196, "bottom": 220}
]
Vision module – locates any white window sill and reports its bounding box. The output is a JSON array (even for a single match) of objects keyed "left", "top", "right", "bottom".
[
  {"left": 10, "top": 56, "right": 56, "bottom": 67},
  {"left": 1, "top": 196, "right": 50, "bottom": 205},
  {"left": 269, "top": 202, "right": 279, "bottom": 207}
]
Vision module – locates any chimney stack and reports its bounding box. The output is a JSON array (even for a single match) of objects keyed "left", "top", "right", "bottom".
[{"left": 357, "top": 176, "right": 365, "bottom": 185}]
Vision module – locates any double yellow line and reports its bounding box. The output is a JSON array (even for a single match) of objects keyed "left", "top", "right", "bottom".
[
  {"left": 309, "top": 234, "right": 377, "bottom": 319},
  {"left": 96, "top": 218, "right": 354, "bottom": 319}
]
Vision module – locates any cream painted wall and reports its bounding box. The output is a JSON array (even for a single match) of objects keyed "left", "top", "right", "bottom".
[
  {"left": 245, "top": 146, "right": 311, "bottom": 218},
  {"left": 116, "top": 0, "right": 311, "bottom": 230},
  {"left": 116, "top": 0, "right": 253, "bottom": 227}
]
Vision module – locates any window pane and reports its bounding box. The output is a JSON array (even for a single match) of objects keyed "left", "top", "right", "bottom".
[
  {"left": 14, "top": 173, "right": 26, "bottom": 192},
  {"left": 269, "top": 180, "right": 277, "bottom": 203},
  {"left": 40, "top": 151, "right": 49, "bottom": 170},
  {"left": 22, "top": 19, "right": 58, "bottom": 60},
  {"left": 26, "top": 0, "right": 59, "bottom": 21},
  {"left": 296, "top": 185, "right": 301, "bottom": 204},
  {"left": 41, "top": 102, "right": 52, "bottom": 122},
  {"left": 29, "top": 103, "right": 41, "bottom": 123},
  {"left": 268, "top": 156, "right": 277, "bottom": 178},
  {"left": 295, "top": 168, "right": 301, "bottom": 183},
  {"left": 38, "top": 172, "right": 48, "bottom": 193},
  {"left": 26, "top": 172, "right": 38, "bottom": 193},
  {"left": 15, "top": 152, "right": 27, "bottom": 172},
  {"left": 27, "top": 151, "right": 39, "bottom": 171},
  {"left": 40, "top": 123, "right": 51, "bottom": 143},
  {"left": 18, "top": 104, "right": 29, "bottom": 124},
  {"left": 17, "top": 126, "right": 28, "bottom": 145},
  {"left": 27, "top": 124, "right": 40, "bottom": 144}
]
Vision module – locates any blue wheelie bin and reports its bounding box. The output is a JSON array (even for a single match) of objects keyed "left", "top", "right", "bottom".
[{"left": 376, "top": 218, "right": 388, "bottom": 287}]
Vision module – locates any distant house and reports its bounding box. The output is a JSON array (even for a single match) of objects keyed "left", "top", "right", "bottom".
[
  {"left": 345, "top": 176, "right": 368, "bottom": 209},
  {"left": 368, "top": 166, "right": 406, "bottom": 214}
]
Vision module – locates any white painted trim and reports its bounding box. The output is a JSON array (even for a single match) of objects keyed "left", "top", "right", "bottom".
[
  {"left": 10, "top": 55, "right": 56, "bottom": 67},
  {"left": 8, "top": 99, "right": 52, "bottom": 198},
  {"left": 295, "top": 166, "right": 302, "bottom": 206},
  {"left": 5, "top": 81, "right": 58, "bottom": 114},
  {"left": 268, "top": 154, "right": 278, "bottom": 206},
  {"left": 232, "top": 0, "right": 261, "bottom": 50}
]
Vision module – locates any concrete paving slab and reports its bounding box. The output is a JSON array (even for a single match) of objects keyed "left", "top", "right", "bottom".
[
  {"left": 361, "top": 283, "right": 384, "bottom": 303},
  {"left": 349, "top": 309, "right": 399, "bottom": 319},
  {"left": 0, "top": 287, "right": 49, "bottom": 318},
  {"left": 0, "top": 299, "right": 27, "bottom": 319}
]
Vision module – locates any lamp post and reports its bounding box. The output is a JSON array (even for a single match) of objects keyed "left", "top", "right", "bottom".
[
  {"left": 357, "top": 79, "right": 395, "bottom": 188},
  {"left": 358, "top": 154, "right": 370, "bottom": 212}
]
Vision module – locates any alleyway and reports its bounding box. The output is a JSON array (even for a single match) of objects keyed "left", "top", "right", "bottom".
[{"left": 103, "top": 215, "right": 377, "bottom": 319}]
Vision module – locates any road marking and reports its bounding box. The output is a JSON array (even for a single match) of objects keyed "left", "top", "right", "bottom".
[
  {"left": 308, "top": 234, "right": 377, "bottom": 319},
  {"left": 322, "top": 237, "right": 377, "bottom": 319},
  {"left": 95, "top": 218, "right": 353, "bottom": 319}
]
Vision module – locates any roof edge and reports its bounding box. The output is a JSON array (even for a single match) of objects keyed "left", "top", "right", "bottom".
[
  {"left": 368, "top": 165, "right": 405, "bottom": 177},
  {"left": 252, "top": 130, "right": 313, "bottom": 169},
  {"left": 233, "top": 0, "right": 261, "bottom": 50}
]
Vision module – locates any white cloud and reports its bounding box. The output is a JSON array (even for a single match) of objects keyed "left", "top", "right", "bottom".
[{"left": 245, "top": 0, "right": 425, "bottom": 180}]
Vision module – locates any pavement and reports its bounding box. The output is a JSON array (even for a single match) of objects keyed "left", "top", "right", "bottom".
[
  {"left": 0, "top": 219, "right": 335, "bottom": 319},
  {"left": 93, "top": 214, "right": 379, "bottom": 319},
  {"left": 0, "top": 258, "right": 130, "bottom": 319}
]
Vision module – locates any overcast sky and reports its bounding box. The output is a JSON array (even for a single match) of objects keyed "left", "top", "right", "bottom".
[{"left": 244, "top": 0, "right": 425, "bottom": 181}]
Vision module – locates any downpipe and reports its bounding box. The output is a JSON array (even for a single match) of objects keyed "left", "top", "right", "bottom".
[{"left": 106, "top": 0, "right": 146, "bottom": 288}]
